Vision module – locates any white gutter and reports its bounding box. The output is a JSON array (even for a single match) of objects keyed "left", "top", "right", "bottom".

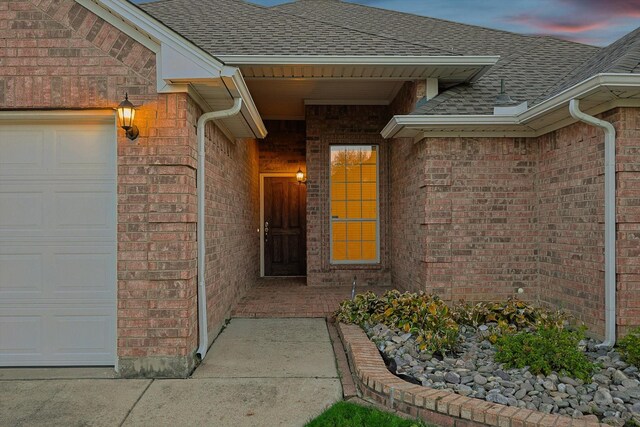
[
  {"left": 569, "top": 99, "right": 617, "bottom": 348},
  {"left": 382, "top": 73, "right": 640, "bottom": 139},
  {"left": 196, "top": 98, "right": 243, "bottom": 359},
  {"left": 217, "top": 55, "right": 500, "bottom": 66}
]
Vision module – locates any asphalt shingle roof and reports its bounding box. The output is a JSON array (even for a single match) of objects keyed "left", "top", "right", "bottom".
[
  {"left": 139, "top": 0, "right": 457, "bottom": 56},
  {"left": 138, "top": 0, "right": 640, "bottom": 116},
  {"left": 272, "top": 0, "right": 601, "bottom": 115},
  {"left": 536, "top": 27, "right": 640, "bottom": 103}
]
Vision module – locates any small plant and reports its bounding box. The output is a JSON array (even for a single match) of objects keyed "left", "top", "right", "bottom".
[
  {"left": 336, "top": 290, "right": 460, "bottom": 356},
  {"left": 452, "top": 298, "right": 567, "bottom": 335},
  {"left": 495, "top": 326, "right": 595, "bottom": 382},
  {"left": 618, "top": 327, "right": 640, "bottom": 367},
  {"left": 335, "top": 291, "right": 385, "bottom": 325}
]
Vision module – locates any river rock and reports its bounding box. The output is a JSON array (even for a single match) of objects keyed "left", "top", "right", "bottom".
[
  {"left": 445, "top": 371, "right": 461, "bottom": 384},
  {"left": 474, "top": 374, "right": 488, "bottom": 385},
  {"left": 594, "top": 389, "right": 613, "bottom": 406},
  {"left": 612, "top": 370, "right": 628, "bottom": 385}
]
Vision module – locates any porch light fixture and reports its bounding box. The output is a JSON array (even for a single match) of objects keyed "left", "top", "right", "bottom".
[
  {"left": 296, "top": 167, "right": 307, "bottom": 185},
  {"left": 116, "top": 93, "right": 139, "bottom": 140}
]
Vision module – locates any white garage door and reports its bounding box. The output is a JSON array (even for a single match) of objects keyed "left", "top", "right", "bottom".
[{"left": 0, "top": 119, "right": 117, "bottom": 366}]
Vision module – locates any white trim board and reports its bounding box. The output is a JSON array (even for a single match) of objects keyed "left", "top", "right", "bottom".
[
  {"left": 382, "top": 73, "right": 640, "bottom": 139},
  {"left": 218, "top": 55, "right": 500, "bottom": 66}
]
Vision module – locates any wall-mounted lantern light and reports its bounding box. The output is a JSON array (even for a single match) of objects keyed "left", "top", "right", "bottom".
[
  {"left": 296, "top": 167, "right": 307, "bottom": 185},
  {"left": 116, "top": 93, "right": 139, "bottom": 140}
]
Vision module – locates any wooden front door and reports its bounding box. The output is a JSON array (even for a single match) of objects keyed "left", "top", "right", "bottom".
[{"left": 264, "top": 177, "right": 307, "bottom": 276}]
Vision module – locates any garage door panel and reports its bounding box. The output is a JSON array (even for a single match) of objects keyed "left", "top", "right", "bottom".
[
  {"left": 0, "top": 129, "right": 45, "bottom": 173},
  {"left": 54, "top": 189, "right": 114, "bottom": 232},
  {"left": 0, "top": 253, "right": 43, "bottom": 298},
  {"left": 1, "top": 233, "right": 115, "bottom": 302},
  {"left": 52, "top": 251, "right": 115, "bottom": 299},
  {"left": 0, "top": 191, "right": 44, "bottom": 231},
  {"left": 1, "top": 183, "right": 114, "bottom": 239},
  {"left": 51, "top": 313, "right": 114, "bottom": 356},
  {"left": 0, "top": 308, "right": 114, "bottom": 366},
  {"left": 0, "top": 315, "right": 43, "bottom": 359},
  {"left": 55, "top": 128, "right": 114, "bottom": 174},
  {"left": 0, "top": 120, "right": 116, "bottom": 367}
]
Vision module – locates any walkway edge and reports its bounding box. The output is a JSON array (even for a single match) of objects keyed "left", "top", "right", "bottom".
[
  {"left": 337, "top": 323, "right": 605, "bottom": 427},
  {"left": 327, "top": 320, "right": 358, "bottom": 398}
]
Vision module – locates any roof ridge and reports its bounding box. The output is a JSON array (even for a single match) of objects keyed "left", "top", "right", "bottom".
[
  {"left": 254, "top": 0, "right": 463, "bottom": 56},
  {"left": 273, "top": 0, "right": 599, "bottom": 50},
  {"left": 533, "top": 26, "right": 640, "bottom": 105}
]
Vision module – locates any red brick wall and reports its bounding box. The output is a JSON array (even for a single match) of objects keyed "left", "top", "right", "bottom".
[
  {"left": 614, "top": 108, "right": 640, "bottom": 335},
  {"left": 259, "top": 120, "right": 306, "bottom": 173},
  {"left": 536, "top": 119, "right": 606, "bottom": 334},
  {"left": 537, "top": 108, "right": 640, "bottom": 335},
  {"left": 305, "top": 105, "right": 392, "bottom": 287},
  {"left": 389, "top": 82, "right": 426, "bottom": 291},
  {"left": 202, "top": 104, "right": 260, "bottom": 340},
  {"left": 1, "top": 0, "right": 155, "bottom": 107},
  {"left": 391, "top": 136, "right": 539, "bottom": 302},
  {"left": 389, "top": 81, "right": 640, "bottom": 336},
  {"left": 390, "top": 83, "right": 538, "bottom": 302}
]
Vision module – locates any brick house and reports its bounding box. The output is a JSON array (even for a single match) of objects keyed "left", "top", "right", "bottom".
[{"left": 0, "top": 0, "right": 638, "bottom": 377}]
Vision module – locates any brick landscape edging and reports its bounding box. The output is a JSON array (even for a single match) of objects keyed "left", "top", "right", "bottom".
[{"left": 337, "top": 323, "right": 605, "bottom": 427}]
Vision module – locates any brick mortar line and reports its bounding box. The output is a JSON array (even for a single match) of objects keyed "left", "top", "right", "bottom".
[
  {"left": 27, "top": 0, "right": 156, "bottom": 85},
  {"left": 336, "top": 323, "right": 606, "bottom": 427}
]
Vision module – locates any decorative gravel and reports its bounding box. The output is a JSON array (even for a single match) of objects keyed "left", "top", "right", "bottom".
[{"left": 366, "top": 323, "right": 640, "bottom": 426}]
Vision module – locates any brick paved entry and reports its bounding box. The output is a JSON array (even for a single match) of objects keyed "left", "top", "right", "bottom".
[{"left": 231, "top": 277, "right": 390, "bottom": 318}]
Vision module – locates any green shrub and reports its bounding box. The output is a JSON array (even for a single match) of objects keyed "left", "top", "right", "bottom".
[
  {"left": 452, "top": 298, "right": 566, "bottom": 332},
  {"left": 618, "top": 327, "right": 640, "bottom": 367},
  {"left": 334, "top": 291, "right": 384, "bottom": 325},
  {"left": 495, "top": 326, "right": 595, "bottom": 382},
  {"left": 335, "top": 290, "right": 460, "bottom": 356}
]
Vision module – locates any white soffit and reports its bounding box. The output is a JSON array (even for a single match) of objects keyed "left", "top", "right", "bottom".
[
  {"left": 219, "top": 55, "right": 499, "bottom": 83},
  {"left": 245, "top": 79, "right": 404, "bottom": 120},
  {"left": 382, "top": 74, "right": 640, "bottom": 139}
]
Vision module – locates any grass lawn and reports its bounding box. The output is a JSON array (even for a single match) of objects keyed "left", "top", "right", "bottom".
[{"left": 306, "top": 401, "right": 429, "bottom": 427}]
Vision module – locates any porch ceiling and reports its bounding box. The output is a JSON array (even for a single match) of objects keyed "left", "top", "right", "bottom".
[
  {"left": 244, "top": 79, "right": 405, "bottom": 120},
  {"left": 218, "top": 56, "right": 500, "bottom": 120}
]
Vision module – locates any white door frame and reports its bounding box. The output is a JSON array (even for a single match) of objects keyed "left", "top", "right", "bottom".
[
  {"left": 259, "top": 173, "right": 299, "bottom": 277},
  {"left": 0, "top": 110, "right": 118, "bottom": 369}
]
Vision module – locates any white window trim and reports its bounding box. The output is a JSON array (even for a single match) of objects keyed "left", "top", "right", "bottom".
[{"left": 329, "top": 145, "right": 381, "bottom": 265}]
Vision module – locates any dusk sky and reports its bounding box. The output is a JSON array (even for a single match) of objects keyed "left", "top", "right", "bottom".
[{"left": 249, "top": 0, "right": 640, "bottom": 46}]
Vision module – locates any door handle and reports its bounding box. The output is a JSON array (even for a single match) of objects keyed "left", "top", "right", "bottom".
[{"left": 264, "top": 221, "right": 269, "bottom": 242}]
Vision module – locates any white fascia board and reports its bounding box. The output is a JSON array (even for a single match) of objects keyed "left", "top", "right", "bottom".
[
  {"left": 304, "top": 99, "right": 390, "bottom": 105},
  {"left": 0, "top": 109, "right": 115, "bottom": 122},
  {"left": 382, "top": 73, "right": 640, "bottom": 139},
  {"left": 381, "top": 115, "right": 523, "bottom": 139},
  {"left": 160, "top": 43, "right": 222, "bottom": 81},
  {"left": 519, "top": 73, "right": 640, "bottom": 124},
  {"left": 218, "top": 55, "right": 500, "bottom": 67},
  {"left": 221, "top": 67, "right": 268, "bottom": 139}
]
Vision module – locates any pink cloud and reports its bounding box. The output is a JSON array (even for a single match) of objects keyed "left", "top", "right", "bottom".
[
  {"left": 510, "top": 14, "right": 607, "bottom": 34},
  {"left": 561, "top": 0, "right": 640, "bottom": 18}
]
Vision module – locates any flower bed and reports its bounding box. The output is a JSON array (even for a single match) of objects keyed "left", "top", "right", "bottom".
[{"left": 336, "top": 291, "right": 640, "bottom": 427}]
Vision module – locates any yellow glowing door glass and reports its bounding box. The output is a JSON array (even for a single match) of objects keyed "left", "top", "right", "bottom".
[{"left": 330, "top": 145, "right": 378, "bottom": 263}]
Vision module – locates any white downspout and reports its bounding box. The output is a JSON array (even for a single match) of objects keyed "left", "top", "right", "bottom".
[
  {"left": 568, "top": 99, "right": 616, "bottom": 348},
  {"left": 196, "top": 98, "right": 243, "bottom": 359}
]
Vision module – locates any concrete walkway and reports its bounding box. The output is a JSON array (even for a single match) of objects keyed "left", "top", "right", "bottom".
[{"left": 0, "top": 318, "right": 342, "bottom": 427}]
